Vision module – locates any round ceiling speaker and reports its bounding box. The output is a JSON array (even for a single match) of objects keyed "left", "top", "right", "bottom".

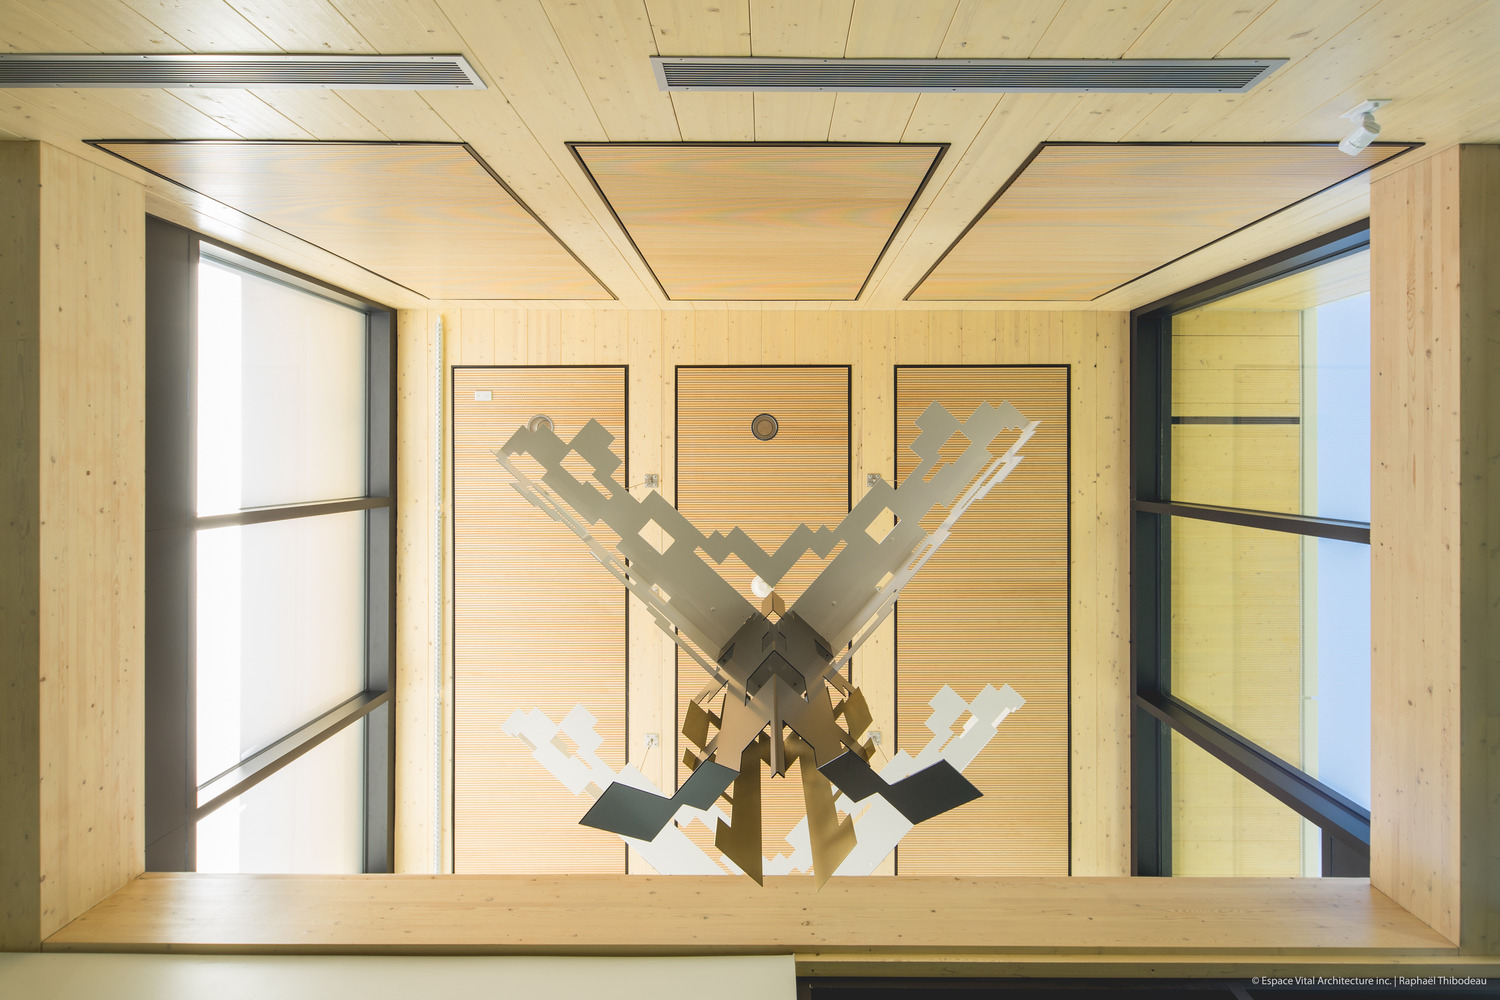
[
  {"left": 751, "top": 413, "right": 778, "bottom": 441},
  {"left": 527, "top": 413, "right": 554, "bottom": 434}
]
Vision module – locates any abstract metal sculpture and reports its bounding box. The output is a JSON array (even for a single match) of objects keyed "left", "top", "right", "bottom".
[{"left": 494, "top": 400, "right": 1038, "bottom": 885}]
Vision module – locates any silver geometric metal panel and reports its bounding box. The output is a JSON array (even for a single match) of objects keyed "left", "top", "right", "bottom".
[{"left": 494, "top": 401, "right": 1038, "bottom": 885}]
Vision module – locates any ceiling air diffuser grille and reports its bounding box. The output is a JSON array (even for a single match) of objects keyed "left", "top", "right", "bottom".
[
  {"left": 0, "top": 54, "right": 484, "bottom": 89},
  {"left": 653, "top": 57, "right": 1284, "bottom": 94}
]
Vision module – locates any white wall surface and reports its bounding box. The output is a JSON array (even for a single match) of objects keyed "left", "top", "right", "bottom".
[{"left": 0, "top": 953, "right": 795, "bottom": 1000}]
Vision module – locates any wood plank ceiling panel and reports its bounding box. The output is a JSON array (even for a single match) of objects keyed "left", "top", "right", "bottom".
[
  {"left": 574, "top": 143, "right": 944, "bottom": 300},
  {"left": 674, "top": 366, "right": 850, "bottom": 871},
  {"left": 93, "top": 141, "right": 612, "bottom": 300},
  {"left": 909, "top": 142, "right": 1413, "bottom": 301},
  {"left": 453, "top": 366, "right": 627, "bottom": 873},
  {"left": 895, "top": 366, "right": 1069, "bottom": 875}
]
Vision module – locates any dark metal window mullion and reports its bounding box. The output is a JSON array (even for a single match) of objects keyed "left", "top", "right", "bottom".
[
  {"left": 1130, "top": 307, "right": 1172, "bottom": 876},
  {"left": 194, "top": 689, "right": 390, "bottom": 821},
  {"left": 1135, "top": 691, "right": 1371, "bottom": 860},
  {"left": 1131, "top": 224, "right": 1377, "bottom": 877},
  {"left": 1132, "top": 499, "right": 1370, "bottom": 544}
]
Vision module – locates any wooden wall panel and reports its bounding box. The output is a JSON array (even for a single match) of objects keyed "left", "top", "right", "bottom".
[
  {"left": 894, "top": 366, "right": 1070, "bottom": 875},
  {"left": 1371, "top": 144, "right": 1500, "bottom": 952},
  {"left": 674, "top": 366, "right": 850, "bottom": 868},
  {"left": 451, "top": 367, "right": 627, "bottom": 873},
  {"left": 0, "top": 141, "right": 145, "bottom": 947},
  {"left": 404, "top": 309, "right": 1131, "bottom": 878}
]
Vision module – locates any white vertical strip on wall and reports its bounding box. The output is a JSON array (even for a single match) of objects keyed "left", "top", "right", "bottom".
[{"left": 433, "top": 317, "right": 445, "bottom": 873}]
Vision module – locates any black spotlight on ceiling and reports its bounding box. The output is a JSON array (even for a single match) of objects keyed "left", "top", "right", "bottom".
[{"left": 751, "top": 413, "right": 778, "bottom": 441}]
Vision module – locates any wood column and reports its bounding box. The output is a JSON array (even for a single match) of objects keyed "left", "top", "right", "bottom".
[
  {"left": 1371, "top": 143, "right": 1500, "bottom": 952},
  {"left": 0, "top": 141, "right": 145, "bottom": 949}
]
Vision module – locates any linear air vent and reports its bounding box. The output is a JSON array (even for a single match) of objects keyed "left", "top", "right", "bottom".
[
  {"left": 0, "top": 54, "right": 484, "bottom": 89},
  {"left": 652, "top": 57, "right": 1285, "bottom": 94}
]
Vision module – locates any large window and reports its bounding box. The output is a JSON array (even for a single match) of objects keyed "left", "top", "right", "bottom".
[
  {"left": 144, "top": 218, "right": 394, "bottom": 873},
  {"left": 1132, "top": 224, "right": 1372, "bottom": 878}
]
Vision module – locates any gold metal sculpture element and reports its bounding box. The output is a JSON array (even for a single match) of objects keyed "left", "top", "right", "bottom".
[{"left": 494, "top": 400, "right": 1038, "bottom": 885}]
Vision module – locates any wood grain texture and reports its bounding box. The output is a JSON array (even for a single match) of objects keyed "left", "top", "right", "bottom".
[
  {"left": 1200, "top": 250, "right": 1369, "bottom": 312},
  {"left": 94, "top": 141, "right": 611, "bottom": 301},
  {"left": 42, "top": 872, "right": 1457, "bottom": 956},
  {"left": 574, "top": 143, "right": 943, "bottom": 300},
  {"left": 416, "top": 309, "right": 1132, "bottom": 879},
  {"left": 0, "top": 141, "right": 146, "bottom": 947},
  {"left": 451, "top": 367, "right": 628, "bottom": 874},
  {"left": 895, "top": 366, "right": 1069, "bottom": 875},
  {"left": 1370, "top": 143, "right": 1500, "bottom": 953},
  {"left": 911, "top": 143, "right": 1411, "bottom": 301}
]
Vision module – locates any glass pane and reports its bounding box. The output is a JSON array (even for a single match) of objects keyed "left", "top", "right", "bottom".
[
  {"left": 196, "top": 720, "right": 364, "bottom": 873},
  {"left": 197, "top": 511, "right": 366, "bottom": 781},
  {"left": 1170, "top": 250, "right": 1369, "bottom": 520},
  {"left": 197, "top": 256, "right": 367, "bottom": 514},
  {"left": 1170, "top": 516, "right": 1370, "bottom": 808},
  {"left": 1171, "top": 731, "right": 1320, "bottom": 876}
]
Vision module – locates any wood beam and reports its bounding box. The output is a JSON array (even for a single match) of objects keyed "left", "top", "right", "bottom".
[
  {"left": 0, "top": 141, "right": 145, "bottom": 949},
  {"left": 1370, "top": 143, "right": 1500, "bottom": 953}
]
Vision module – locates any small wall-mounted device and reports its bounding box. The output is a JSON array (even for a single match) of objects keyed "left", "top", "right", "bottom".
[
  {"left": 643, "top": 473, "right": 660, "bottom": 489},
  {"left": 866, "top": 473, "right": 884, "bottom": 487},
  {"left": 473, "top": 390, "right": 491, "bottom": 401},
  {"left": 1338, "top": 99, "right": 1389, "bottom": 156}
]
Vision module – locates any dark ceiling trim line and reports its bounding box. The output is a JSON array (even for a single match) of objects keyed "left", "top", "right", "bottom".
[
  {"left": 460, "top": 143, "right": 616, "bottom": 301},
  {"left": 903, "top": 141, "right": 1047, "bottom": 303},
  {"left": 904, "top": 141, "right": 1421, "bottom": 304},
  {"left": 568, "top": 141, "right": 947, "bottom": 303},
  {"left": 1131, "top": 219, "right": 1371, "bottom": 316},
  {"left": 86, "top": 139, "right": 614, "bottom": 302}
]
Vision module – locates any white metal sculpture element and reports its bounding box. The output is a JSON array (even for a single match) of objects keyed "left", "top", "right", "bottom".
[
  {"left": 494, "top": 400, "right": 1039, "bottom": 885},
  {"left": 504, "top": 682, "right": 1024, "bottom": 876}
]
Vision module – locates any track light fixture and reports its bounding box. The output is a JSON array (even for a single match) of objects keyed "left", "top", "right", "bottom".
[{"left": 1339, "top": 99, "right": 1390, "bottom": 155}]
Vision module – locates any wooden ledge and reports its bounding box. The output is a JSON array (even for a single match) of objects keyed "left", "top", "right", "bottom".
[{"left": 46, "top": 875, "right": 1457, "bottom": 960}]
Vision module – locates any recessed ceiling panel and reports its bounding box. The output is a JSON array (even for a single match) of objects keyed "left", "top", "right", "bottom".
[
  {"left": 573, "top": 143, "right": 944, "bottom": 301},
  {"left": 909, "top": 143, "right": 1414, "bottom": 302},
  {"left": 94, "top": 141, "right": 611, "bottom": 300}
]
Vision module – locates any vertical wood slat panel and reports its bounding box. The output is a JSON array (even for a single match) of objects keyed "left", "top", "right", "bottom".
[
  {"left": 895, "top": 366, "right": 1070, "bottom": 875},
  {"left": 452, "top": 367, "right": 627, "bottom": 873},
  {"left": 675, "top": 366, "right": 850, "bottom": 864}
]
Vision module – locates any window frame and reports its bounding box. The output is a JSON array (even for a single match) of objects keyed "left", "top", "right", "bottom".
[
  {"left": 144, "top": 217, "right": 395, "bottom": 873},
  {"left": 1129, "top": 221, "right": 1373, "bottom": 878}
]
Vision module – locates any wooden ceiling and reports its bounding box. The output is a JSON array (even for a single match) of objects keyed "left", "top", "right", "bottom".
[
  {"left": 909, "top": 142, "right": 1408, "bottom": 301},
  {"left": 574, "top": 143, "right": 941, "bottom": 300},
  {"left": 1, "top": 0, "right": 1497, "bottom": 309},
  {"left": 96, "top": 140, "right": 611, "bottom": 299}
]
